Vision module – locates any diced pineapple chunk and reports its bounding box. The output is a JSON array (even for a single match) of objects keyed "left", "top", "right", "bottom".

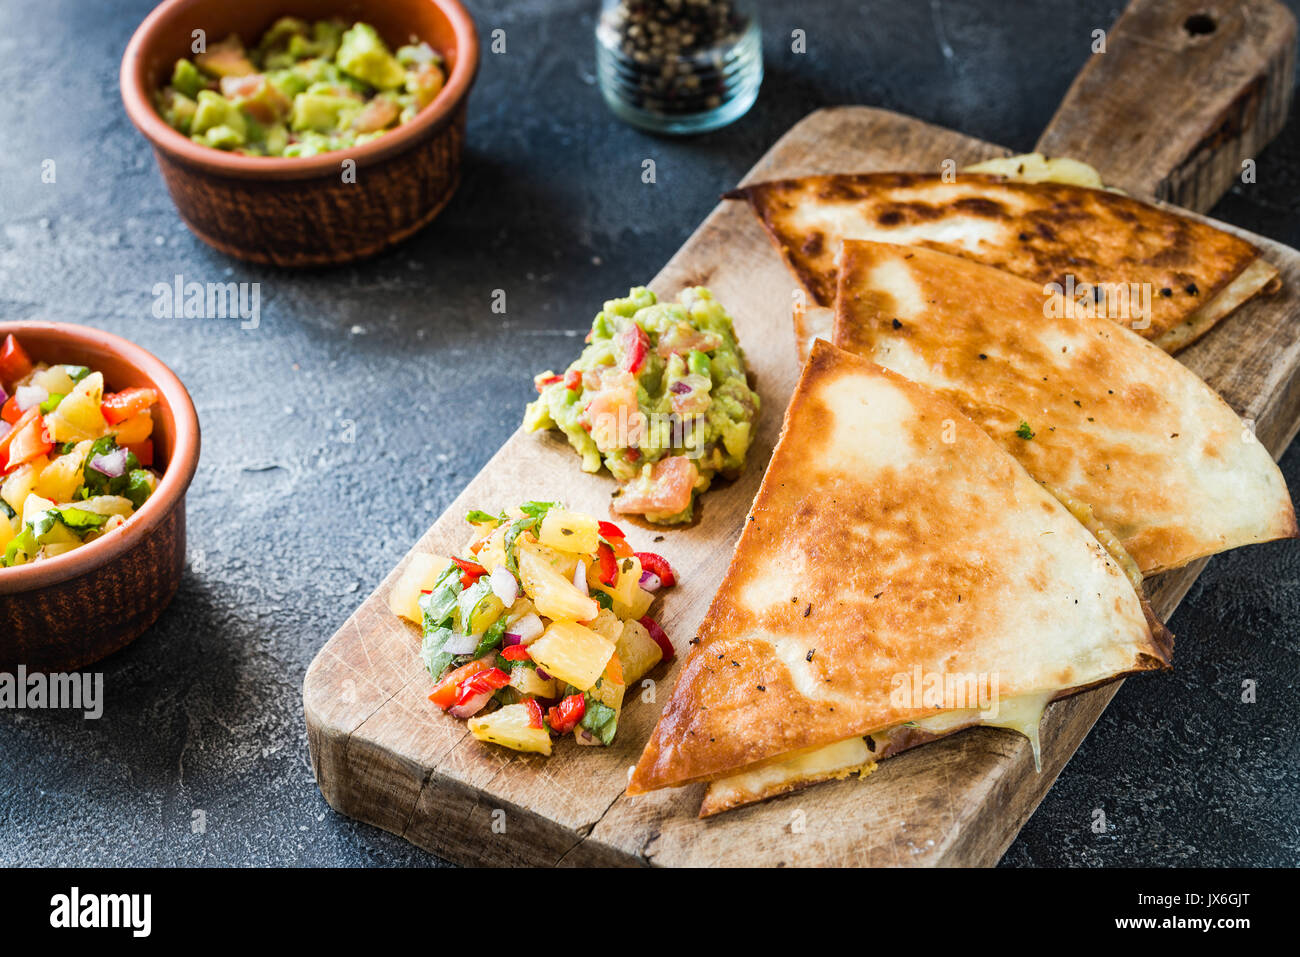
[
  {"left": 23, "top": 493, "right": 56, "bottom": 526},
  {"left": 505, "top": 596, "right": 537, "bottom": 624},
  {"left": 613, "top": 586, "right": 655, "bottom": 622},
  {"left": 31, "top": 365, "right": 77, "bottom": 396},
  {"left": 33, "top": 442, "right": 90, "bottom": 503},
  {"left": 509, "top": 664, "right": 558, "bottom": 698},
  {"left": 468, "top": 703, "right": 552, "bottom": 755},
  {"left": 590, "top": 654, "right": 625, "bottom": 713},
  {"left": 596, "top": 555, "right": 655, "bottom": 620},
  {"left": 537, "top": 509, "right": 600, "bottom": 555},
  {"left": 585, "top": 607, "right": 623, "bottom": 643},
  {"left": 387, "top": 552, "right": 452, "bottom": 624},
  {"left": 74, "top": 495, "right": 135, "bottom": 517},
  {"left": 528, "top": 620, "right": 615, "bottom": 691},
  {"left": 518, "top": 542, "right": 598, "bottom": 622},
  {"left": 2, "top": 460, "right": 45, "bottom": 514},
  {"left": 0, "top": 515, "right": 14, "bottom": 550},
  {"left": 616, "top": 619, "right": 664, "bottom": 685},
  {"left": 44, "top": 372, "right": 105, "bottom": 442},
  {"left": 472, "top": 525, "right": 508, "bottom": 571}
]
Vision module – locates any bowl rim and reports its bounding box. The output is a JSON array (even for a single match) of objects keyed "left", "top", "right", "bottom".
[
  {"left": 0, "top": 322, "right": 201, "bottom": 594},
  {"left": 119, "top": 0, "right": 480, "bottom": 181}
]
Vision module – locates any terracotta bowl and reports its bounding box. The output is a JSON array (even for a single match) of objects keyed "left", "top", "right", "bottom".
[
  {"left": 0, "top": 323, "right": 201, "bottom": 673},
  {"left": 120, "top": 0, "right": 480, "bottom": 267}
]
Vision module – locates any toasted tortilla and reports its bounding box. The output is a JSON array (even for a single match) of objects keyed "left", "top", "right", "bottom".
[
  {"left": 832, "top": 241, "right": 1297, "bottom": 575},
  {"left": 727, "top": 172, "right": 1277, "bottom": 353},
  {"left": 628, "top": 342, "right": 1173, "bottom": 810}
]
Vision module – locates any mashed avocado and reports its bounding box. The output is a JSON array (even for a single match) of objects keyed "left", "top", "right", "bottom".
[{"left": 524, "top": 287, "right": 759, "bottom": 524}]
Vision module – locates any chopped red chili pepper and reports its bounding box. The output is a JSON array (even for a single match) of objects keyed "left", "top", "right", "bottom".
[
  {"left": 595, "top": 541, "right": 618, "bottom": 586},
  {"left": 451, "top": 556, "right": 488, "bottom": 587},
  {"left": 124, "top": 439, "right": 153, "bottom": 467},
  {"left": 0, "top": 335, "right": 33, "bottom": 388},
  {"left": 1, "top": 396, "right": 21, "bottom": 424},
  {"left": 500, "top": 644, "right": 531, "bottom": 662},
  {"left": 523, "top": 697, "right": 545, "bottom": 730},
  {"left": 453, "top": 667, "right": 511, "bottom": 709},
  {"left": 100, "top": 387, "right": 158, "bottom": 426},
  {"left": 635, "top": 551, "right": 676, "bottom": 587},
  {"left": 598, "top": 520, "right": 626, "bottom": 540},
  {"left": 547, "top": 693, "right": 586, "bottom": 734}
]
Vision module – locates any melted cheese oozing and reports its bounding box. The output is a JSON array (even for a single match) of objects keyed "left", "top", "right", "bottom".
[
  {"left": 709, "top": 691, "right": 1056, "bottom": 808},
  {"left": 909, "top": 690, "right": 1054, "bottom": 771},
  {"left": 962, "top": 152, "right": 1105, "bottom": 189},
  {"left": 705, "top": 737, "right": 877, "bottom": 810}
]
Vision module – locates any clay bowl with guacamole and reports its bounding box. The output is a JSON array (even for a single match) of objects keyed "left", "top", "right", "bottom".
[{"left": 121, "top": 0, "right": 480, "bottom": 267}]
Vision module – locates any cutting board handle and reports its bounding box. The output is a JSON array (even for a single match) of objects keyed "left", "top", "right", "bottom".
[{"left": 1035, "top": 0, "right": 1296, "bottom": 212}]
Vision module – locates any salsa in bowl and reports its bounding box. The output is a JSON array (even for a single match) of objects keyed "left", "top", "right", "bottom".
[
  {"left": 0, "top": 323, "right": 200, "bottom": 672},
  {"left": 1, "top": 333, "right": 163, "bottom": 567}
]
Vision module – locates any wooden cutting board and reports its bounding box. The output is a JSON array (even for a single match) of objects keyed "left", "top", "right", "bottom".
[{"left": 304, "top": 0, "right": 1300, "bottom": 866}]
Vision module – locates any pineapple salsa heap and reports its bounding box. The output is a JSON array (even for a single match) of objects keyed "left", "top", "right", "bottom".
[
  {"left": 0, "top": 334, "right": 161, "bottom": 568},
  {"left": 524, "top": 287, "right": 760, "bottom": 524},
  {"left": 388, "top": 502, "right": 678, "bottom": 755}
]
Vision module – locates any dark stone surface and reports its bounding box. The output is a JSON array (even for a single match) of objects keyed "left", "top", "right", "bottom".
[{"left": 0, "top": 0, "right": 1295, "bottom": 866}]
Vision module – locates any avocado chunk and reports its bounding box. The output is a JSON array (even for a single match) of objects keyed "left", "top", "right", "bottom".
[
  {"left": 290, "top": 92, "right": 361, "bottom": 133},
  {"left": 170, "top": 58, "right": 206, "bottom": 99},
  {"left": 190, "top": 90, "right": 247, "bottom": 143},
  {"left": 335, "top": 23, "right": 405, "bottom": 90},
  {"left": 159, "top": 89, "right": 198, "bottom": 134}
]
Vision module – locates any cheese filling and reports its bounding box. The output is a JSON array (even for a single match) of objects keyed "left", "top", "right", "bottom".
[{"left": 705, "top": 691, "right": 1055, "bottom": 812}]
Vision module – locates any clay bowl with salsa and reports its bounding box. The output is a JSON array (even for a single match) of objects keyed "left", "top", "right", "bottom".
[
  {"left": 121, "top": 0, "right": 480, "bottom": 267},
  {"left": 0, "top": 323, "right": 200, "bottom": 672}
]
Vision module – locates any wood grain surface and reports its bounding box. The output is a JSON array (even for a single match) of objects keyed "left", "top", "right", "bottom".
[
  {"left": 304, "top": 2, "right": 1300, "bottom": 866},
  {"left": 1036, "top": 0, "right": 1296, "bottom": 213}
]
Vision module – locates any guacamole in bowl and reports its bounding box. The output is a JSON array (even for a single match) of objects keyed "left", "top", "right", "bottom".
[
  {"left": 155, "top": 17, "right": 446, "bottom": 157},
  {"left": 524, "top": 287, "right": 760, "bottom": 524}
]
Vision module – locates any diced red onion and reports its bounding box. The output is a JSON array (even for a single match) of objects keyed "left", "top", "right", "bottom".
[
  {"left": 442, "top": 633, "right": 480, "bottom": 656},
  {"left": 89, "top": 447, "right": 129, "bottom": 478},
  {"left": 670, "top": 381, "right": 691, "bottom": 394},
  {"left": 639, "top": 571, "right": 662, "bottom": 592},
  {"left": 509, "top": 612, "right": 544, "bottom": 645},
  {"left": 572, "top": 560, "right": 589, "bottom": 596},
  {"left": 0, "top": 422, "right": 9, "bottom": 442},
  {"left": 14, "top": 385, "right": 47, "bottom": 412},
  {"left": 448, "top": 687, "right": 494, "bottom": 719},
  {"left": 489, "top": 565, "right": 518, "bottom": 606},
  {"left": 503, "top": 632, "right": 521, "bottom": 646},
  {"left": 0, "top": 385, "right": 7, "bottom": 405},
  {"left": 535, "top": 666, "right": 552, "bottom": 680}
]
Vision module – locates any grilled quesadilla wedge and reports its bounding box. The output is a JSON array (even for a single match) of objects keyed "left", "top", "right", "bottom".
[
  {"left": 833, "top": 241, "right": 1297, "bottom": 575},
  {"left": 727, "top": 172, "right": 1279, "bottom": 354},
  {"left": 628, "top": 342, "right": 1173, "bottom": 814}
]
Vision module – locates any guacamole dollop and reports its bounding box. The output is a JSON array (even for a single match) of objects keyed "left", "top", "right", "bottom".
[
  {"left": 155, "top": 18, "right": 446, "bottom": 157},
  {"left": 524, "top": 287, "right": 760, "bottom": 524}
]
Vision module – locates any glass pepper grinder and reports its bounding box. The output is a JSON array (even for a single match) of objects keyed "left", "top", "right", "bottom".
[{"left": 596, "top": 0, "right": 762, "bottom": 135}]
